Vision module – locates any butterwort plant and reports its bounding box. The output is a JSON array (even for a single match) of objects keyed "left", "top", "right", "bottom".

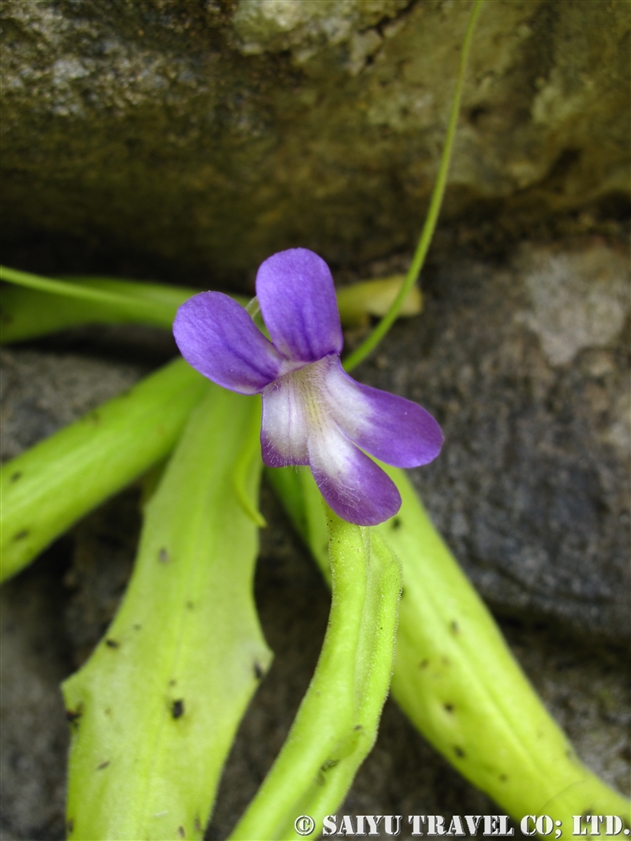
[{"left": 173, "top": 248, "right": 444, "bottom": 525}]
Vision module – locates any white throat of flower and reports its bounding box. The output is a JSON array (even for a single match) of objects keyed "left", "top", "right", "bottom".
[{"left": 263, "top": 355, "right": 356, "bottom": 468}]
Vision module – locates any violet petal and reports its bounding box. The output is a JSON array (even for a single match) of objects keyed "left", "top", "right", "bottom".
[
  {"left": 308, "top": 425, "right": 402, "bottom": 526},
  {"left": 173, "top": 292, "right": 282, "bottom": 394},
  {"left": 256, "top": 248, "right": 343, "bottom": 363},
  {"left": 325, "top": 360, "right": 444, "bottom": 467}
]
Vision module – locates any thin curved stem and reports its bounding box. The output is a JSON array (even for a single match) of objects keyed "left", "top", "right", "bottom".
[{"left": 343, "top": 0, "right": 484, "bottom": 373}]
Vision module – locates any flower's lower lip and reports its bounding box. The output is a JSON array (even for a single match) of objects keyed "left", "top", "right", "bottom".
[
  {"left": 260, "top": 352, "right": 442, "bottom": 524},
  {"left": 262, "top": 355, "right": 338, "bottom": 468}
]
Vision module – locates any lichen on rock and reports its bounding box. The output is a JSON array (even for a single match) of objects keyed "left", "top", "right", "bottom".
[{"left": 232, "top": 0, "right": 409, "bottom": 60}]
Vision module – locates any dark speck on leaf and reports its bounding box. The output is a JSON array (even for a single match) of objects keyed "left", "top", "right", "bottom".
[
  {"left": 450, "top": 620, "right": 460, "bottom": 634},
  {"left": 66, "top": 708, "right": 83, "bottom": 727},
  {"left": 582, "top": 810, "right": 594, "bottom": 820},
  {"left": 133, "top": 623, "right": 141, "bottom": 631},
  {"left": 169, "top": 679, "right": 177, "bottom": 686},
  {"left": 13, "top": 529, "right": 29, "bottom": 541},
  {"left": 316, "top": 758, "right": 339, "bottom": 786},
  {"left": 499, "top": 773, "right": 508, "bottom": 782},
  {"left": 105, "top": 638, "right": 120, "bottom": 649},
  {"left": 172, "top": 699, "right": 185, "bottom": 719},
  {"left": 194, "top": 816, "right": 202, "bottom": 832},
  {"left": 66, "top": 819, "right": 74, "bottom": 835},
  {"left": 444, "top": 703, "right": 454, "bottom": 713},
  {"left": 454, "top": 746, "right": 466, "bottom": 758},
  {"left": 253, "top": 661, "right": 264, "bottom": 680},
  {"left": 178, "top": 826, "right": 186, "bottom": 838},
  {"left": 10, "top": 471, "right": 22, "bottom": 483},
  {"left": 97, "top": 760, "right": 110, "bottom": 770},
  {"left": 158, "top": 547, "right": 169, "bottom": 563},
  {"left": 186, "top": 600, "right": 194, "bottom": 609},
  {"left": 419, "top": 659, "right": 429, "bottom": 669},
  {"left": 391, "top": 516, "right": 402, "bottom": 530},
  {"left": 320, "top": 758, "right": 339, "bottom": 773}
]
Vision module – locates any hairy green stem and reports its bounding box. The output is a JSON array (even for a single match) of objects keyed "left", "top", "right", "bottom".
[{"left": 229, "top": 505, "right": 401, "bottom": 841}]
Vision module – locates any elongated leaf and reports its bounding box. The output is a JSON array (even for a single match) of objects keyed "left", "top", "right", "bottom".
[
  {"left": 0, "top": 358, "right": 207, "bottom": 582},
  {"left": 0, "top": 270, "right": 205, "bottom": 341},
  {"left": 267, "top": 466, "right": 631, "bottom": 833},
  {"left": 0, "top": 267, "right": 418, "bottom": 344},
  {"left": 62, "top": 386, "right": 272, "bottom": 841},
  {"left": 229, "top": 505, "right": 401, "bottom": 841}
]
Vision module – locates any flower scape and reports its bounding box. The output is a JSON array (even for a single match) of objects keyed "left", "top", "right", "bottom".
[{"left": 173, "top": 247, "right": 443, "bottom": 525}]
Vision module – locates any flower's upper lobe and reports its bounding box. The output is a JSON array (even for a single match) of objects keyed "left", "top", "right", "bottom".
[{"left": 173, "top": 248, "right": 443, "bottom": 525}]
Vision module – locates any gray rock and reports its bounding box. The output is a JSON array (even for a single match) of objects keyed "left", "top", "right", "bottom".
[
  {"left": 0, "top": 568, "right": 69, "bottom": 841},
  {"left": 356, "top": 239, "right": 629, "bottom": 644},
  {"left": 1, "top": 0, "right": 629, "bottom": 282},
  {"left": 0, "top": 346, "right": 148, "bottom": 461}
]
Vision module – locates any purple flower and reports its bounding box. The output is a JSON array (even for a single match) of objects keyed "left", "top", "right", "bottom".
[{"left": 173, "top": 248, "right": 443, "bottom": 525}]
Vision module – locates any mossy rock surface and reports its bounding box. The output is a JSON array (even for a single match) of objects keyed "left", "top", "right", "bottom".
[{"left": 1, "top": 0, "right": 629, "bottom": 285}]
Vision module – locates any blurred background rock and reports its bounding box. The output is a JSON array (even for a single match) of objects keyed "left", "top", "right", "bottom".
[{"left": 1, "top": 0, "right": 629, "bottom": 283}]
